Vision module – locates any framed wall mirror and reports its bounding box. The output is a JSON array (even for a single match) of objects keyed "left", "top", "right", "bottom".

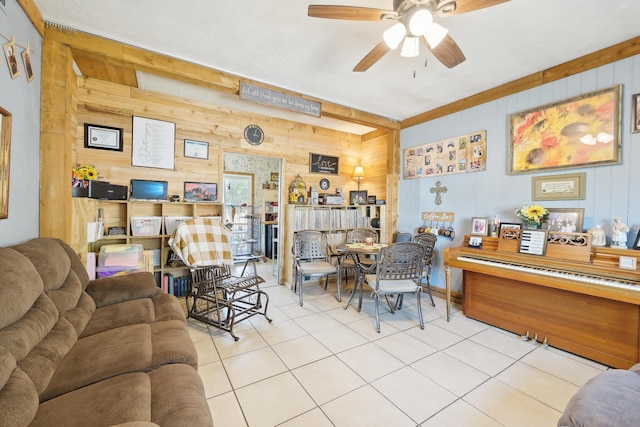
[{"left": 0, "top": 106, "right": 12, "bottom": 219}]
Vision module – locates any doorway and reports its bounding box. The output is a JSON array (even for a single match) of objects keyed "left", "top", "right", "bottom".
[{"left": 224, "top": 153, "right": 283, "bottom": 283}]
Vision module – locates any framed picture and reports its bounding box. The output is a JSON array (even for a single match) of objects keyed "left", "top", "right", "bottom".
[
  {"left": 22, "top": 49, "right": 34, "bottom": 83},
  {"left": 309, "top": 153, "right": 339, "bottom": 175},
  {"left": 509, "top": 85, "right": 621, "bottom": 174},
  {"left": 270, "top": 172, "right": 279, "bottom": 182},
  {"left": 519, "top": 229, "right": 548, "bottom": 256},
  {"left": 632, "top": 230, "right": 640, "bottom": 250},
  {"left": 3, "top": 40, "right": 20, "bottom": 79},
  {"left": 471, "top": 217, "right": 490, "bottom": 236},
  {"left": 632, "top": 93, "right": 640, "bottom": 134},
  {"left": 184, "top": 182, "right": 218, "bottom": 202},
  {"left": 84, "top": 123, "right": 124, "bottom": 151},
  {"left": 532, "top": 172, "right": 586, "bottom": 201},
  {"left": 132, "top": 116, "right": 175, "bottom": 170},
  {"left": 498, "top": 222, "right": 522, "bottom": 236},
  {"left": 184, "top": 139, "right": 208, "bottom": 159},
  {"left": 0, "top": 106, "right": 12, "bottom": 219},
  {"left": 367, "top": 195, "right": 377, "bottom": 204},
  {"left": 547, "top": 208, "right": 585, "bottom": 233},
  {"left": 349, "top": 190, "right": 368, "bottom": 205}
]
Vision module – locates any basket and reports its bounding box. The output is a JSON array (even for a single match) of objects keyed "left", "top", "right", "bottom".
[
  {"left": 164, "top": 216, "right": 193, "bottom": 236},
  {"left": 130, "top": 216, "right": 162, "bottom": 236}
]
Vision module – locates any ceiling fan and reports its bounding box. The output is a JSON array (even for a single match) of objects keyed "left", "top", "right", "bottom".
[{"left": 308, "top": 0, "right": 509, "bottom": 71}]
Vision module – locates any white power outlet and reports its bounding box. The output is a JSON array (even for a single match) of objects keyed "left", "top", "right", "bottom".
[{"left": 619, "top": 256, "right": 637, "bottom": 270}]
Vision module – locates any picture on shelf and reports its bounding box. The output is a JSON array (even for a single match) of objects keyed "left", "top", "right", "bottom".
[
  {"left": 547, "top": 208, "right": 585, "bottom": 233},
  {"left": 470, "top": 217, "right": 489, "bottom": 236},
  {"left": 184, "top": 182, "right": 218, "bottom": 202},
  {"left": 349, "top": 190, "right": 368, "bottom": 205}
]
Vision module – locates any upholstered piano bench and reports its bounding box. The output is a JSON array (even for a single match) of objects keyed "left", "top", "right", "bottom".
[{"left": 558, "top": 363, "right": 640, "bottom": 427}]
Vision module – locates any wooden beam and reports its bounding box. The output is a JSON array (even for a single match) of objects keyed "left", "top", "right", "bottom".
[
  {"left": 17, "top": 0, "right": 45, "bottom": 36},
  {"left": 46, "top": 28, "right": 399, "bottom": 131},
  {"left": 402, "top": 36, "right": 640, "bottom": 128}
]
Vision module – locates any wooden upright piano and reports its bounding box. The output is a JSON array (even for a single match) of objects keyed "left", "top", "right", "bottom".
[{"left": 444, "top": 233, "right": 640, "bottom": 368}]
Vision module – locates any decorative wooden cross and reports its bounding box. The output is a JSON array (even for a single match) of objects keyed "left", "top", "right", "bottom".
[{"left": 430, "top": 180, "right": 447, "bottom": 205}]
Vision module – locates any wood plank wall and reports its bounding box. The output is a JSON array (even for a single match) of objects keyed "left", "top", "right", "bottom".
[{"left": 74, "top": 77, "right": 388, "bottom": 230}]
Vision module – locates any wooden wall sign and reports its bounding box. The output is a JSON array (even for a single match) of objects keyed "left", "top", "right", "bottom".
[
  {"left": 240, "top": 81, "right": 321, "bottom": 118},
  {"left": 422, "top": 211, "right": 455, "bottom": 222},
  {"left": 309, "top": 153, "right": 339, "bottom": 175}
]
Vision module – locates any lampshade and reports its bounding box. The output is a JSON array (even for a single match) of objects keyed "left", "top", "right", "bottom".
[
  {"left": 383, "top": 22, "right": 407, "bottom": 49},
  {"left": 425, "top": 22, "right": 448, "bottom": 48},
  {"left": 406, "top": 7, "right": 433, "bottom": 36},
  {"left": 400, "top": 36, "right": 420, "bottom": 58},
  {"left": 353, "top": 166, "right": 365, "bottom": 179}
]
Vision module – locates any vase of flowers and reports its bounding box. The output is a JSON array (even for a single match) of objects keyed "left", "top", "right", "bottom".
[
  {"left": 514, "top": 204, "right": 548, "bottom": 229},
  {"left": 72, "top": 164, "right": 99, "bottom": 197}
]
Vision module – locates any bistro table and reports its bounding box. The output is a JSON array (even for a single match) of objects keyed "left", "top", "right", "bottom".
[{"left": 336, "top": 242, "right": 389, "bottom": 311}]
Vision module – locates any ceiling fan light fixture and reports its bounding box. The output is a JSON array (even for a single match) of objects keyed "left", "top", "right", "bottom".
[
  {"left": 383, "top": 22, "right": 407, "bottom": 49},
  {"left": 400, "top": 36, "right": 420, "bottom": 57},
  {"left": 406, "top": 6, "right": 433, "bottom": 36},
  {"left": 425, "top": 22, "right": 448, "bottom": 48}
]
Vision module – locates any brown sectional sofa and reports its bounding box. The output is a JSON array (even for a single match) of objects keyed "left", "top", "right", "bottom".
[{"left": 0, "top": 238, "right": 213, "bottom": 427}]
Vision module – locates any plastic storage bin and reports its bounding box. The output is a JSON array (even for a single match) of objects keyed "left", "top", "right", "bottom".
[
  {"left": 164, "top": 216, "right": 193, "bottom": 235},
  {"left": 96, "top": 265, "right": 145, "bottom": 278},
  {"left": 130, "top": 216, "right": 162, "bottom": 236},
  {"left": 98, "top": 244, "right": 143, "bottom": 268}
]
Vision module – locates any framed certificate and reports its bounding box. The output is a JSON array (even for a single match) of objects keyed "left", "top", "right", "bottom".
[
  {"left": 184, "top": 139, "right": 209, "bottom": 159},
  {"left": 84, "top": 123, "right": 123, "bottom": 152}
]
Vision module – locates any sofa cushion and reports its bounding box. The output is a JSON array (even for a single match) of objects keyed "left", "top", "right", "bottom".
[
  {"left": 0, "top": 347, "right": 40, "bottom": 427},
  {"left": 81, "top": 298, "right": 156, "bottom": 338},
  {"left": 86, "top": 272, "right": 159, "bottom": 308},
  {"left": 558, "top": 369, "right": 640, "bottom": 427},
  {"left": 31, "top": 365, "right": 212, "bottom": 427},
  {"left": 0, "top": 248, "right": 44, "bottom": 329},
  {"left": 41, "top": 320, "right": 198, "bottom": 401}
]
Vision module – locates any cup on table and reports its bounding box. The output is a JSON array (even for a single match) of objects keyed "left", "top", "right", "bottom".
[{"left": 365, "top": 237, "right": 374, "bottom": 246}]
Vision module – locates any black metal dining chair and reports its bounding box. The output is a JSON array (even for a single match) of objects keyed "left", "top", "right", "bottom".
[
  {"left": 363, "top": 242, "right": 425, "bottom": 332},
  {"left": 340, "top": 227, "right": 378, "bottom": 285},
  {"left": 413, "top": 233, "right": 437, "bottom": 306}
]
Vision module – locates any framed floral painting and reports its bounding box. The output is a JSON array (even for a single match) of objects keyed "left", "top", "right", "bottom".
[{"left": 509, "top": 85, "right": 621, "bottom": 174}]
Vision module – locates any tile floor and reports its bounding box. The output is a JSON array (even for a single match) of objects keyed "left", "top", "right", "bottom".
[{"left": 187, "top": 261, "right": 609, "bottom": 427}]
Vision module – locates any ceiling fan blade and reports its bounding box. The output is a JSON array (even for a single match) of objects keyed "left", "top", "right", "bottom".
[
  {"left": 423, "top": 34, "right": 466, "bottom": 68},
  {"left": 438, "top": 0, "right": 509, "bottom": 16},
  {"left": 353, "top": 41, "right": 391, "bottom": 72},
  {"left": 308, "top": 5, "right": 392, "bottom": 21}
]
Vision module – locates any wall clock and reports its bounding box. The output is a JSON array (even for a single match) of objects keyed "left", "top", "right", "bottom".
[
  {"left": 319, "top": 178, "right": 330, "bottom": 191},
  {"left": 244, "top": 124, "right": 264, "bottom": 145}
]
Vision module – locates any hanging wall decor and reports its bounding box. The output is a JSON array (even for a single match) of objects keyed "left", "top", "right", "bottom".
[
  {"left": 289, "top": 174, "right": 307, "bottom": 204},
  {"left": 404, "top": 130, "right": 486, "bottom": 179},
  {"left": 131, "top": 116, "right": 176, "bottom": 170},
  {"left": 509, "top": 85, "right": 621, "bottom": 174},
  {"left": 3, "top": 37, "right": 21, "bottom": 79}
]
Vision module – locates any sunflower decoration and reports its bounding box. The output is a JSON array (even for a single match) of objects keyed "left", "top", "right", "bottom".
[
  {"left": 514, "top": 203, "right": 548, "bottom": 228},
  {"left": 72, "top": 164, "right": 99, "bottom": 188}
]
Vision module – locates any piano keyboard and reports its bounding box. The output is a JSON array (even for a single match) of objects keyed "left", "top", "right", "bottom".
[{"left": 457, "top": 256, "right": 640, "bottom": 291}]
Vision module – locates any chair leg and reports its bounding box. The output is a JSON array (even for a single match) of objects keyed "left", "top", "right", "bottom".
[
  {"left": 374, "top": 293, "right": 381, "bottom": 333},
  {"left": 336, "top": 271, "right": 342, "bottom": 302},
  {"left": 298, "top": 273, "right": 304, "bottom": 306},
  {"left": 423, "top": 272, "right": 435, "bottom": 306},
  {"left": 416, "top": 289, "right": 425, "bottom": 330}
]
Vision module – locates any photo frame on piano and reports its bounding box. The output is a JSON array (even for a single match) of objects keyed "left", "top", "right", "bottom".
[
  {"left": 471, "top": 217, "right": 490, "bottom": 236},
  {"left": 519, "top": 229, "right": 548, "bottom": 256},
  {"left": 633, "top": 230, "right": 640, "bottom": 250},
  {"left": 547, "top": 208, "right": 585, "bottom": 233}
]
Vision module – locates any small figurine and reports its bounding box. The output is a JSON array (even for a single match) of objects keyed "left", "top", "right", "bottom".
[
  {"left": 611, "top": 217, "right": 630, "bottom": 248},
  {"left": 492, "top": 214, "right": 500, "bottom": 237}
]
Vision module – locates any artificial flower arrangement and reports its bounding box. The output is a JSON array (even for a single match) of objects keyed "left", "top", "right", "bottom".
[
  {"left": 72, "top": 164, "right": 99, "bottom": 188},
  {"left": 514, "top": 203, "right": 548, "bottom": 228}
]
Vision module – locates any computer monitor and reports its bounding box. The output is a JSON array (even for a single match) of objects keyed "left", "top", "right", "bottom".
[{"left": 130, "top": 179, "right": 168, "bottom": 201}]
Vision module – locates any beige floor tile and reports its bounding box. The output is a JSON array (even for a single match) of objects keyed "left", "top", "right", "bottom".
[
  {"left": 374, "top": 331, "right": 437, "bottom": 364},
  {"left": 222, "top": 346, "right": 288, "bottom": 388},
  {"left": 195, "top": 338, "right": 220, "bottom": 365},
  {"left": 293, "top": 312, "right": 342, "bottom": 334},
  {"left": 496, "top": 362, "right": 581, "bottom": 411},
  {"left": 292, "top": 355, "right": 366, "bottom": 405},
  {"left": 405, "top": 322, "right": 465, "bottom": 350},
  {"left": 278, "top": 301, "right": 321, "bottom": 319},
  {"left": 272, "top": 334, "right": 332, "bottom": 369},
  {"left": 312, "top": 324, "right": 369, "bottom": 354},
  {"left": 346, "top": 316, "right": 399, "bottom": 341},
  {"left": 464, "top": 378, "right": 562, "bottom": 427},
  {"left": 199, "top": 360, "right": 232, "bottom": 398},
  {"left": 469, "top": 327, "right": 539, "bottom": 360},
  {"left": 521, "top": 347, "right": 605, "bottom": 386},
  {"left": 213, "top": 328, "right": 269, "bottom": 359},
  {"left": 323, "top": 305, "right": 371, "bottom": 324},
  {"left": 430, "top": 312, "right": 490, "bottom": 338},
  {"left": 372, "top": 366, "right": 457, "bottom": 424},
  {"left": 278, "top": 408, "right": 334, "bottom": 427},
  {"left": 337, "top": 342, "right": 404, "bottom": 382},
  {"left": 254, "top": 318, "right": 308, "bottom": 346},
  {"left": 207, "top": 391, "right": 247, "bottom": 427},
  {"left": 412, "top": 352, "right": 490, "bottom": 397},
  {"left": 420, "top": 399, "right": 503, "bottom": 427},
  {"left": 187, "top": 320, "right": 214, "bottom": 343},
  {"left": 444, "top": 339, "right": 516, "bottom": 376},
  {"left": 307, "top": 293, "right": 345, "bottom": 311},
  {"left": 321, "top": 385, "right": 415, "bottom": 427},
  {"left": 235, "top": 372, "right": 317, "bottom": 427}
]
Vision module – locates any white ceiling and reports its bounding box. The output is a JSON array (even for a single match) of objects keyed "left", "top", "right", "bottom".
[{"left": 34, "top": 0, "right": 640, "bottom": 132}]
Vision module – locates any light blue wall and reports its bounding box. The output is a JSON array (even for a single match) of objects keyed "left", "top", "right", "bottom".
[
  {"left": 0, "top": 2, "right": 42, "bottom": 245},
  {"left": 400, "top": 55, "right": 640, "bottom": 294}
]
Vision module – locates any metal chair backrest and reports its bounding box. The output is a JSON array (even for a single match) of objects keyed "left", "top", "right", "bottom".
[
  {"left": 413, "top": 233, "right": 437, "bottom": 266},
  {"left": 346, "top": 228, "right": 378, "bottom": 244},
  {"left": 293, "top": 230, "right": 331, "bottom": 262},
  {"left": 394, "top": 232, "right": 412, "bottom": 243},
  {"left": 375, "top": 242, "right": 424, "bottom": 283}
]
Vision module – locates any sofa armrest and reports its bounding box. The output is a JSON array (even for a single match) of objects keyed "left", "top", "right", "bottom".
[{"left": 86, "top": 272, "right": 159, "bottom": 308}]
